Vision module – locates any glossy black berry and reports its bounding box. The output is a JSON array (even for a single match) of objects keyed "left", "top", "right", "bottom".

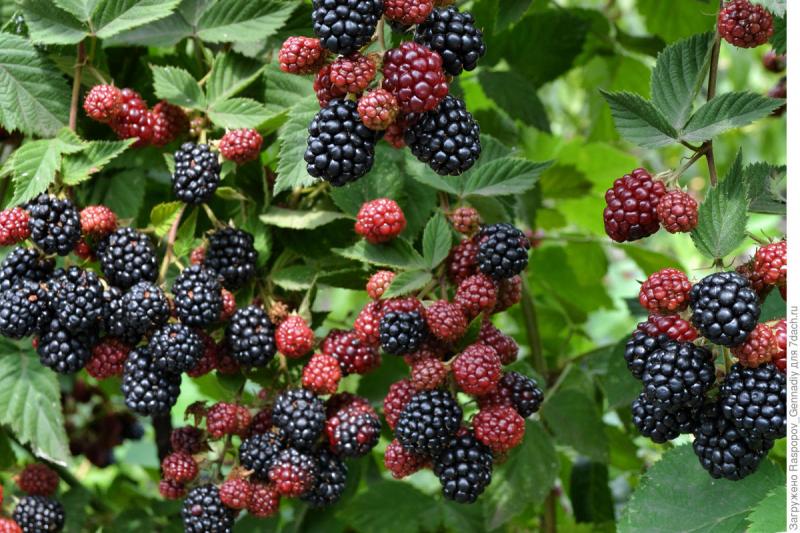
[
  {"left": 48, "top": 266, "right": 105, "bottom": 333},
  {"left": 690, "top": 271, "right": 760, "bottom": 347},
  {"left": 239, "top": 432, "right": 284, "bottom": 480},
  {"left": 379, "top": 310, "right": 427, "bottom": 355},
  {"left": 0, "top": 247, "right": 54, "bottom": 291},
  {"left": 172, "top": 265, "right": 222, "bottom": 327},
  {"left": 720, "top": 363, "right": 786, "bottom": 442},
  {"left": 624, "top": 331, "right": 670, "bottom": 380},
  {"left": 121, "top": 346, "right": 182, "bottom": 415},
  {"left": 433, "top": 430, "right": 493, "bottom": 503},
  {"left": 149, "top": 323, "right": 203, "bottom": 374},
  {"left": 396, "top": 389, "right": 462, "bottom": 455},
  {"left": 642, "top": 341, "right": 716, "bottom": 411},
  {"left": 631, "top": 393, "right": 699, "bottom": 444},
  {"left": 12, "top": 495, "right": 65, "bottom": 533},
  {"left": 415, "top": 7, "right": 486, "bottom": 75},
  {"left": 272, "top": 388, "right": 326, "bottom": 450},
  {"left": 499, "top": 371, "right": 544, "bottom": 417},
  {"left": 476, "top": 223, "right": 530, "bottom": 280},
  {"left": 225, "top": 305, "right": 276, "bottom": 366},
  {"left": 37, "top": 318, "right": 95, "bottom": 374},
  {"left": 302, "top": 448, "right": 348, "bottom": 507},
  {"left": 181, "top": 484, "right": 235, "bottom": 533},
  {"left": 96, "top": 227, "right": 158, "bottom": 290},
  {"left": 204, "top": 227, "right": 258, "bottom": 290},
  {"left": 172, "top": 142, "right": 221, "bottom": 205},
  {"left": 101, "top": 286, "right": 142, "bottom": 346},
  {"left": 121, "top": 281, "right": 170, "bottom": 337},
  {"left": 0, "top": 279, "right": 48, "bottom": 339},
  {"left": 25, "top": 194, "right": 80, "bottom": 256},
  {"left": 312, "top": 0, "right": 384, "bottom": 55}
]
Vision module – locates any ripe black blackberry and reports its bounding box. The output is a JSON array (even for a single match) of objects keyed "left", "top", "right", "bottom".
[
  {"left": 48, "top": 266, "right": 105, "bottom": 333},
  {"left": 476, "top": 223, "right": 530, "bottom": 280},
  {"left": 172, "top": 142, "right": 221, "bottom": 205},
  {"left": 302, "top": 448, "right": 348, "bottom": 507},
  {"left": 433, "top": 430, "right": 493, "bottom": 503},
  {"left": 96, "top": 227, "right": 158, "bottom": 290},
  {"left": 149, "top": 323, "right": 203, "bottom": 374},
  {"left": 12, "top": 495, "right": 65, "bottom": 533},
  {"left": 624, "top": 331, "right": 670, "bottom": 379},
  {"left": 642, "top": 341, "right": 715, "bottom": 411},
  {"left": 101, "top": 286, "right": 142, "bottom": 346},
  {"left": 0, "top": 279, "right": 48, "bottom": 339},
  {"left": 37, "top": 318, "right": 95, "bottom": 374},
  {"left": 692, "top": 401, "right": 772, "bottom": 480},
  {"left": 311, "top": 0, "right": 384, "bottom": 55},
  {"left": 0, "top": 247, "right": 54, "bottom": 291},
  {"left": 272, "top": 388, "right": 326, "bottom": 450},
  {"left": 239, "top": 432, "right": 284, "bottom": 480},
  {"left": 24, "top": 194, "right": 80, "bottom": 256},
  {"left": 415, "top": 6, "right": 486, "bottom": 76},
  {"left": 631, "top": 393, "right": 699, "bottom": 444},
  {"left": 121, "top": 346, "right": 182, "bottom": 415},
  {"left": 496, "top": 371, "right": 544, "bottom": 417},
  {"left": 396, "top": 389, "right": 462, "bottom": 455},
  {"left": 379, "top": 310, "right": 427, "bottom": 355},
  {"left": 172, "top": 265, "right": 222, "bottom": 327},
  {"left": 720, "top": 363, "right": 786, "bottom": 442},
  {"left": 225, "top": 305, "right": 276, "bottom": 366},
  {"left": 204, "top": 227, "right": 258, "bottom": 290},
  {"left": 329, "top": 409, "right": 381, "bottom": 458},
  {"left": 690, "top": 271, "right": 760, "bottom": 347},
  {"left": 405, "top": 95, "right": 481, "bottom": 175},
  {"left": 181, "top": 484, "right": 235, "bottom": 533},
  {"left": 121, "top": 281, "right": 170, "bottom": 336},
  {"left": 304, "top": 98, "right": 378, "bottom": 186}
]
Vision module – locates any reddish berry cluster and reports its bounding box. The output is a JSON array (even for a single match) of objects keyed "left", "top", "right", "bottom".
[
  {"left": 218, "top": 129, "right": 263, "bottom": 164},
  {"left": 717, "top": 0, "right": 774, "bottom": 48}
]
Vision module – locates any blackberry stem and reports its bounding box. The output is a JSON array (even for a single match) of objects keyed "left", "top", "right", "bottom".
[
  {"left": 703, "top": 2, "right": 724, "bottom": 187},
  {"left": 158, "top": 205, "right": 186, "bottom": 283},
  {"left": 68, "top": 41, "right": 86, "bottom": 132}
]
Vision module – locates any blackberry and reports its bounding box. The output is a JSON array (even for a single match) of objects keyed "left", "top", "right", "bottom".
[
  {"left": 357, "top": 88, "right": 400, "bottom": 131},
  {"left": 181, "top": 484, "right": 235, "bottom": 533},
  {"left": 83, "top": 84, "right": 122, "bottom": 122},
  {"left": 472, "top": 405, "right": 525, "bottom": 453},
  {"left": 327, "top": 408, "right": 381, "bottom": 457},
  {"left": 225, "top": 305, "right": 276, "bottom": 366},
  {"left": 25, "top": 194, "right": 80, "bottom": 256},
  {"left": 382, "top": 42, "right": 449, "bottom": 114},
  {"left": 311, "top": 0, "right": 384, "bottom": 55},
  {"left": 279, "top": 36, "right": 327, "bottom": 75},
  {"left": 476, "top": 223, "right": 530, "bottom": 280},
  {"left": 12, "top": 496, "right": 64, "bottom": 533},
  {"left": 354, "top": 198, "right": 407, "bottom": 244},
  {"left": 453, "top": 343, "right": 502, "bottom": 395},
  {"left": 152, "top": 101, "right": 189, "bottom": 146},
  {"left": 380, "top": 310, "right": 427, "bottom": 355},
  {"left": 638, "top": 267, "right": 692, "bottom": 314},
  {"left": 149, "top": 323, "right": 203, "bottom": 374},
  {"left": 384, "top": 439, "right": 430, "bottom": 479},
  {"left": 0, "top": 279, "right": 48, "bottom": 339},
  {"left": 37, "top": 318, "right": 94, "bottom": 374},
  {"left": 692, "top": 401, "right": 772, "bottom": 480},
  {"left": 302, "top": 448, "right": 348, "bottom": 507},
  {"left": 396, "top": 389, "right": 462, "bottom": 455},
  {"left": 121, "top": 346, "right": 182, "bottom": 415},
  {"left": 218, "top": 128, "right": 262, "bottom": 164},
  {"left": 161, "top": 452, "right": 199, "bottom": 483},
  {"left": 329, "top": 53, "right": 377, "bottom": 94},
  {"left": 121, "top": 281, "right": 170, "bottom": 336},
  {"left": 48, "top": 267, "right": 105, "bottom": 333},
  {"left": 239, "top": 432, "right": 284, "bottom": 480},
  {"left": 204, "top": 227, "right": 258, "bottom": 289},
  {"left": 16, "top": 464, "right": 59, "bottom": 497},
  {"left": 304, "top": 98, "right": 378, "bottom": 186},
  {"left": 96, "top": 227, "right": 158, "bottom": 290},
  {"left": 172, "top": 142, "right": 221, "bottom": 205},
  {"left": 603, "top": 168, "right": 666, "bottom": 242},
  {"left": 273, "top": 388, "right": 326, "bottom": 450},
  {"left": 624, "top": 331, "right": 670, "bottom": 379},
  {"left": 720, "top": 363, "right": 786, "bottom": 442},
  {"left": 384, "top": 0, "right": 433, "bottom": 25},
  {"left": 0, "top": 206, "right": 30, "bottom": 245},
  {"left": 269, "top": 447, "right": 319, "bottom": 498},
  {"left": 642, "top": 341, "right": 716, "bottom": 411},
  {"left": 656, "top": 190, "right": 699, "bottom": 233},
  {"left": 432, "top": 431, "right": 493, "bottom": 503},
  {"left": 405, "top": 95, "right": 481, "bottom": 175},
  {"left": 718, "top": 0, "right": 774, "bottom": 48},
  {"left": 0, "top": 247, "right": 54, "bottom": 291},
  {"left": 172, "top": 265, "right": 222, "bottom": 327},
  {"left": 101, "top": 287, "right": 142, "bottom": 346},
  {"left": 690, "top": 271, "right": 760, "bottom": 347},
  {"left": 415, "top": 7, "right": 486, "bottom": 75},
  {"left": 631, "top": 393, "right": 699, "bottom": 444}
]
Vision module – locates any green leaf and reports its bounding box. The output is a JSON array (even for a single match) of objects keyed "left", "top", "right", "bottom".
[
  {"left": 744, "top": 162, "right": 786, "bottom": 215},
  {"left": 197, "top": 0, "right": 298, "bottom": 43},
  {"left": 463, "top": 158, "right": 550, "bottom": 197},
  {"left": 274, "top": 95, "right": 318, "bottom": 195},
  {"left": 208, "top": 97, "right": 272, "bottom": 129},
  {"left": 92, "top": 0, "right": 182, "bottom": 39},
  {"left": 100, "top": 0, "right": 194, "bottom": 46},
  {"left": 651, "top": 32, "right": 715, "bottom": 128},
  {"left": 541, "top": 388, "right": 608, "bottom": 462},
  {"left": 0, "top": 33, "right": 71, "bottom": 136},
  {"left": 62, "top": 139, "right": 136, "bottom": 185},
  {"left": 149, "top": 201, "right": 183, "bottom": 238},
  {"left": 11, "top": 140, "right": 63, "bottom": 205},
  {"left": 601, "top": 91, "right": 678, "bottom": 147},
  {"left": 681, "top": 92, "right": 784, "bottom": 143},
  {"left": 150, "top": 65, "right": 205, "bottom": 109},
  {"left": 421, "top": 212, "right": 452, "bottom": 270},
  {"left": 569, "top": 459, "right": 615, "bottom": 524},
  {"left": 747, "top": 486, "right": 786, "bottom": 533},
  {"left": 206, "top": 52, "right": 266, "bottom": 107},
  {"left": 637, "top": 0, "right": 715, "bottom": 42},
  {"left": 260, "top": 206, "right": 349, "bottom": 230},
  {"left": 771, "top": 14, "right": 786, "bottom": 55},
  {"left": 61, "top": 486, "right": 91, "bottom": 533},
  {"left": 619, "top": 445, "right": 784, "bottom": 533},
  {"left": 478, "top": 70, "right": 550, "bottom": 132},
  {"left": 618, "top": 244, "right": 685, "bottom": 273},
  {"left": 405, "top": 157, "right": 461, "bottom": 195},
  {"left": 0, "top": 347, "right": 70, "bottom": 464},
  {"left": 334, "top": 240, "right": 425, "bottom": 270},
  {"left": 101, "top": 169, "right": 145, "bottom": 219},
  {"left": 264, "top": 62, "right": 313, "bottom": 114},
  {"left": 214, "top": 186, "right": 248, "bottom": 201},
  {"left": 691, "top": 151, "right": 749, "bottom": 260},
  {"left": 337, "top": 480, "right": 435, "bottom": 533},
  {"left": 272, "top": 265, "right": 316, "bottom": 291},
  {"left": 19, "top": 0, "right": 87, "bottom": 44},
  {"left": 54, "top": 0, "right": 96, "bottom": 20},
  {"left": 382, "top": 270, "right": 432, "bottom": 298},
  {"left": 173, "top": 207, "right": 198, "bottom": 259}
]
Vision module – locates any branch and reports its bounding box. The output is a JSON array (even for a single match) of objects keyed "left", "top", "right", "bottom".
[
  {"left": 153, "top": 413, "right": 173, "bottom": 462},
  {"left": 704, "top": 3, "right": 723, "bottom": 187},
  {"left": 158, "top": 205, "right": 186, "bottom": 283},
  {"left": 68, "top": 41, "right": 86, "bottom": 131}
]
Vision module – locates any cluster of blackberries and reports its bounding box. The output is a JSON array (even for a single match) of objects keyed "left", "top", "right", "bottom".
[
  {"left": 625, "top": 260, "right": 786, "bottom": 480},
  {"left": 0, "top": 463, "right": 66, "bottom": 532},
  {"left": 280, "top": 1, "right": 486, "bottom": 185}
]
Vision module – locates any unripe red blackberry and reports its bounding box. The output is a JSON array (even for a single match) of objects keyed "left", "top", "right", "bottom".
[
  {"left": 762, "top": 50, "right": 786, "bottom": 73},
  {"left": 384, "top": 439, "right": 430, "bottom": 479},
  {"left": 357, "top": 88, "right": 400, "bottom": 131},
  {"left": 152, "top": 101, "right": 189, "bottom": 146},
  {"left": 0, "top": 518, "right": 21, "bottom": 533},
  {"left": 16, "top": 464, "right": 58, "bottom": 496},
  {"left": 366, "top": 270, "right": 395, "bottom": 299},
  {"left": 219, "top": 128, "right": 263, "bottom": 164},
  {"left": 279, "top": 36, "right": 327, "bottom": 75},
  {"left": 425, "top": 301, "right": 467, "bottom": 343},
  {"left": 494, "top": 275, "right": 522, "bottom": 313},
  {"left": 0, "top": 207, "right": 30, "bottom": 246},
  {"left": 383, "top": 113, "right": 420, "bottom": 148},
  {"left": 83, "top": 84, "right": 122, "bottom": 122},
  {"left": 718, "top": 0, "right": 773, "bottom": 48},
  {"left": 326, "top": 404, "right": 381, "bottom": 458},
  {"left": 355, "top": 198, "right": 407, "bottom": 244},
  {"left": 159, "top": 479, "right": 187, "bottom": 500},
  {"left": 479, "top": 320, "right": 518, "bottom": 365},
  {"left": 385, "top": 0, "right": 433, "bottom": 25},
  {"left": 276, "top": 315, "right": 315, "bottom": 358},
  {"left": 453, "top": 343, "right": 502, "bottom": 395},
  {"left": 656, "top": 190, "right": 698, "bottom": 233},
  {"left": 637, "top": 314, "right": 699, "bottom": 342},
  {"left": 321, "top": 329, "right": 381, "bottom": 375},
  {"left": 447, "top": 238, "right": 479, "bottom": 284},
  {"left": 410, "top": 357, "right": 448, "bottom": 390},
  {"left": 383, "top": 379, "right": 416, "bottom": 430},
  {"left": 404, "top": 336, "right": 449, "bottom": 365},
  {"left": 269, "top": 448, "right": 318, "bottom": 497},
  {"left": 161, "top": 452, "right": 199, "bottom": 483},
  {"left": 473, "top": 405, "right": 525, "bottom": 453},
  {"left": 382, "top": 42, "right": 449, "bottom": 114},
  {"left": 354, "top": 301, "right": 382, "bottom": 346},
  {"left": 170, "top": 426, "right": 205, "bottom": 455},
  {"left": 85, "top": 337, "right": 130, "bottom": 379},
  {"left": 302, "top": 353, "right": 342, "bottom": 394},
  {"left": 639, "top": 268, "right": 693, "bottom": 314},
  {"left": 218, "top": 478, "right": 251, "bottom": 510},
  {"left": 79, "top": 205, "right": 117, "bottom": 238},
  {"left": 753, "top": 240, "right": 786, "bottom": 287},
  {"left": 246, "top": 408, "right": 274, "bottom": 437},
  {"left": 110, "top": 88, "right": 154, "bottom": 147},
  {"left": 190, "top": 245, "right": 205, "bottom": 265},
  {"left": 449, "top": 207, "right": 480, "bottom": 235},
  {"left": 219, "top": 289, "right": 236, "bottom": 322},
  {"left": 330, "top": 53, "right": 376, "bottom": 94},
  {"left": 454, "top": 273, "right": 497, "bottom": 320},
  {"left": 313, "top": 64, "right": 348, "bottom": 108},
  {"left": 206, "top": 402, "right": 251, "bottom": 438},
  {"left": 381, "top": 296, "right": 425, "bottom": 315},
  {"left": 603, "top": 168, "right": 666, "bottom": 242},
  {"left": 247, "top": 482, "right": 280, "bottom": 518},
  {"left": 772, "top": 319, "right": 787, "bottom": 372},
  {"left": 731, "top": 323, "right": 778, "bottom": 368}
]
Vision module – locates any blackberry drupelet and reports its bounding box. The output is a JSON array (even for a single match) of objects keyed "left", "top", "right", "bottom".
[
  {"left": 302, "top": 448, "right": 348, "bottom": 507},
  {"left": 204, "top": 227, "right": 258, "bottom": 289},
  {"left": 181, "top": 484, "right": 235, "bottom": 533},
  {"left": 149, "top": 323, "right": 203, "bottom": 374},
  {"left": 96, "top": 227, "right": 158, "bottom": 290},
  {"left": 476, "top": 223, "right": 530, "bottom": 280},
  {"left": 121, "top": 281, "right": 170, "bottom": 336},
  {"left": 172, "top": 265, "right": 222, "bottom": 327},
  {"left": 172, "top": 143, "right": 221, "bottom": 205},
  {"left": 396, "top": 389, "right": 462, "bottom": 455},
  {"left": 48, "top": 267, "right": 105, "bottom": 333},
  {"left": 405, "top": 95, "right": 481, "bottom": 175},
  {"left": 720, "top": 363, "right": 786, "bottom": 442},
  {"left": 379, "top": 310, "right": 427, "bottom": 355},
  {"left": 642, "top": 341, "right": 716, "bottom": 411},
  {"left": 433, "top": 431, "right": 493, "bottom": 503},
  {"left": 304, "top": 98, "right": 378, "bottom": 186},
  {"left": 690, "top": 271, "right": 760, "bottom": 347},
  {"left": 631, "top": 393, "right": 699, "bottom": 444},
  {"left": 37, "top": 318, "right": 94, "bottom": 374},
  {"left": 12, "top": 496, "right": 64, "bottom": 533},
  {"left": 311, "top": 0, "right": 384, "bottom": 55},
  {"left": 272, "top": 388, "right": 326, "bottom": 450},
  {"left": 415, "top": 6, "right": 486, "bottom": 75},
  {"left": 121, "top": 346, "right": 182, "bottom": 415},
  {"left": 239, "top": 432, "right": 284, "bottom": 480},
  {"left": 0, "top": 247, "right": 54, "bottom": 291},
  {"left": 0, "top": 279, "right": 48, "bottom": 339},
  {"left": 25, "top": 194, "right": 80, "bottom": 256},
  {"left": 225, "top": 305, "right": 277, "bottom": 366},
  {"left": 624, "top": 331, "right": 670, "bottom": 379}
]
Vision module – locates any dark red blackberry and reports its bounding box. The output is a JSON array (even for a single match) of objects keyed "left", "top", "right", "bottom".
[
  {"left": 366, "top": 270, "right": 395, "bottom": 299},
  {"left": 410, "top": 357, "right": 448, "bottom": 390},
  {"left": 0, "top": 247, "right": 54, "bottom": 292},
  {"left": 383, "top": 113, "right": 420, "bottom": 148},
  {"left": 329, "top": 53, "right": 377, "bottom": 94},
  {"left": 452, "top": 343, "right": 501, "bottom": 395},
  {"left": 432, "top": 430, "right": 493, "bottom": 503},
  {"left": 225, "top": 305, "right": 276, "bottom": 366},
  {"left": 763, "top": 50, "right": 786, "bottom": 72},
  {"left": 415, "top": 6, "right": 486, "bottom": 75},
  {"left": 272, "top": 388, "right": 326, "bottom": 450},
  {"left": 170, "top": 426, "right": 205, "bottom": 454},
  {"left": 12, "top": 496, "right": 64, "bottom": 533},
  {"left": 36, "top": 318, "right": 94, "bottom": 374},
  {"left": 396, "top": 389, "right": 462, "bottom": 455},
  {"left": 385, "top": 0, "right": 432, "bottom": 25},
  {"left": 642, "top": 341, "right": 716, "bottom": 411},
  {"left": 384, "top": 438, "right": 429, "bottom": 478},
  {"left": 449, "top": 206, "right": 480, "bottom": 235},
  {"left": 656, "top": 190, "right": 698, "bottom": 233},
  {"left": 382, "top": 42, "right": 449, "bottom": 114},
  {"left": 326, "top": 407, "right": 381, "bottom": 457},
  {"left": 380, "top": 310, "right": 427, "bottom": 355},
  {"left": 24, "top": 194, "right": 80, "bottom": 256},
  {"left": 247, "top": 482, "right": 280, "bottom": 518},
  {"left": 239, "top": 432, "right": 283, "bottom": 480},
  {"left": 279, "top": 36, "right": 327, "bottom": 74},
  {"left": 172, "top": 142, "right": 221, "bottom": 205},
  {"left": 447, "top": 238, "right": 478, "bottom": 284},
  {"left": 477, "top": 371, "right": 543, "bottom": 417},
  {"left": 302, "top": 448, "right": 348, "bottom": 507},
  {"left": 425, "top": 301, "right": 467, "bottom": 343},
  {"left": 152, "top": 101, "right": 189, "bottom": 146},
  {"left": 181, "top": 484, "right": 235, "bottom": 533},
  {"left": 454, "top": 273, "right": 497, "bottom": 320},
  {"left": 383, "top": 379, "right": 416, "bottom": 430},
  {"left": 405, "top": 95, "right": 481, "bottom": 175},
  {"left": 773, "top": 319, "right": 787, "bottom": 372},
  {"left": 0, "top": 207, "right": 30, "bottom": 245},
  {"left": 476, "top": 223, "right": 530, "bottom": 281},
  {"left": 624, "top": 330, "right": 670, "bottom": 379},
  {"left": 631, "top": 393, "right": 699, "bottom": 444},
  {"left": 206, "top": 402, "right": 251, "bottom": 438},
  {"left": 302, "top": 353, "right": 342, "bottom": 394},
  {"left": 85, "top": 337, "right": 130, "bottom": 379},
  {"left": 354, "top": 301, "right": 382, "bottom": 346},
  {"left": 48, "top": 266, "right": 104, "bottom": 334},
  {"left": 313, "top": 63, "right": 348, "bottom": 107},
  {"left": 83, "top": 84, "right": 122, "bottom": 122},
  {"left": 636, "top": 314, "right": 698, "bottom": 342},
  {"left": 161, "top": 451, "right": 199, "bottom": 483},
  {"left": 731, "top": 323, "right": 777, "bottom": 368},
  {"left": 218, "top": 478, "right": 251, "bottom": 510},
  {"left": 355, "top": 198, "right": 407, "bottom": 244},
  {"left": 121, "top": 281, "right": 169, "bottom": 336},
  {"left": 96, "top": 227, "right": 158, "bottom": 290},
  {"left": 472, "top": 405, "right": 525, "bottom": 453},
  {"left": 16, "top": 464, "right": 59, "bottom": 496},
  {"left": 172, "top": 265, "right": 222, "bottom": 327},
  {"left": 276, "top": 315, "right": 315, "bottom": 358},
  {"left": 478, "top": 321, "right": 518, "bottom": 365},
  {"left": 204, "top": 227, "right": 257, "bottom": 290},
  {"left": 121, "top": 346, "right": 182, "bottom": 415},
  {"left": 219, "top": 128, "right": 262, "bottom": 164},
  {"left": 149, "top": 323, "right": 203, "bottom": 374},
  {"left": 717, "top": 0, "right": 773, "bottom": 48},
  {"left": 304, "top": 98, "right": 378, "bottom": 186},
  {"left": 357, "top": 88, "right": 400, "bottom": 131},
  {"left": 720, "top": 363, "right": 785, "bottom": 442},
  {"left": 269, "top": 447, "right": 319, "bottom": 497},
  {"left": 690, "top": 271, "right": 760, "bottom": 347},
  {"left": 109, "top": 89, "right": 153, "bottom": 147},
  {"left": 247, "top": 408, "right": 274, "bottom": 437},
  {"left": 638, "top": 268, "right": 692, "bottom": 314},
  {"left": 311, "top": 0, "right": 383, "bottom": 55},
  {"left": 603, "top": 168, "right": 666, "bottom": 242},
  {"left": 692, "top": 401, "right": 772, "bottom": 480},
  {"left": 0, "top": 279, "right": 48, "bottom": 339}
]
